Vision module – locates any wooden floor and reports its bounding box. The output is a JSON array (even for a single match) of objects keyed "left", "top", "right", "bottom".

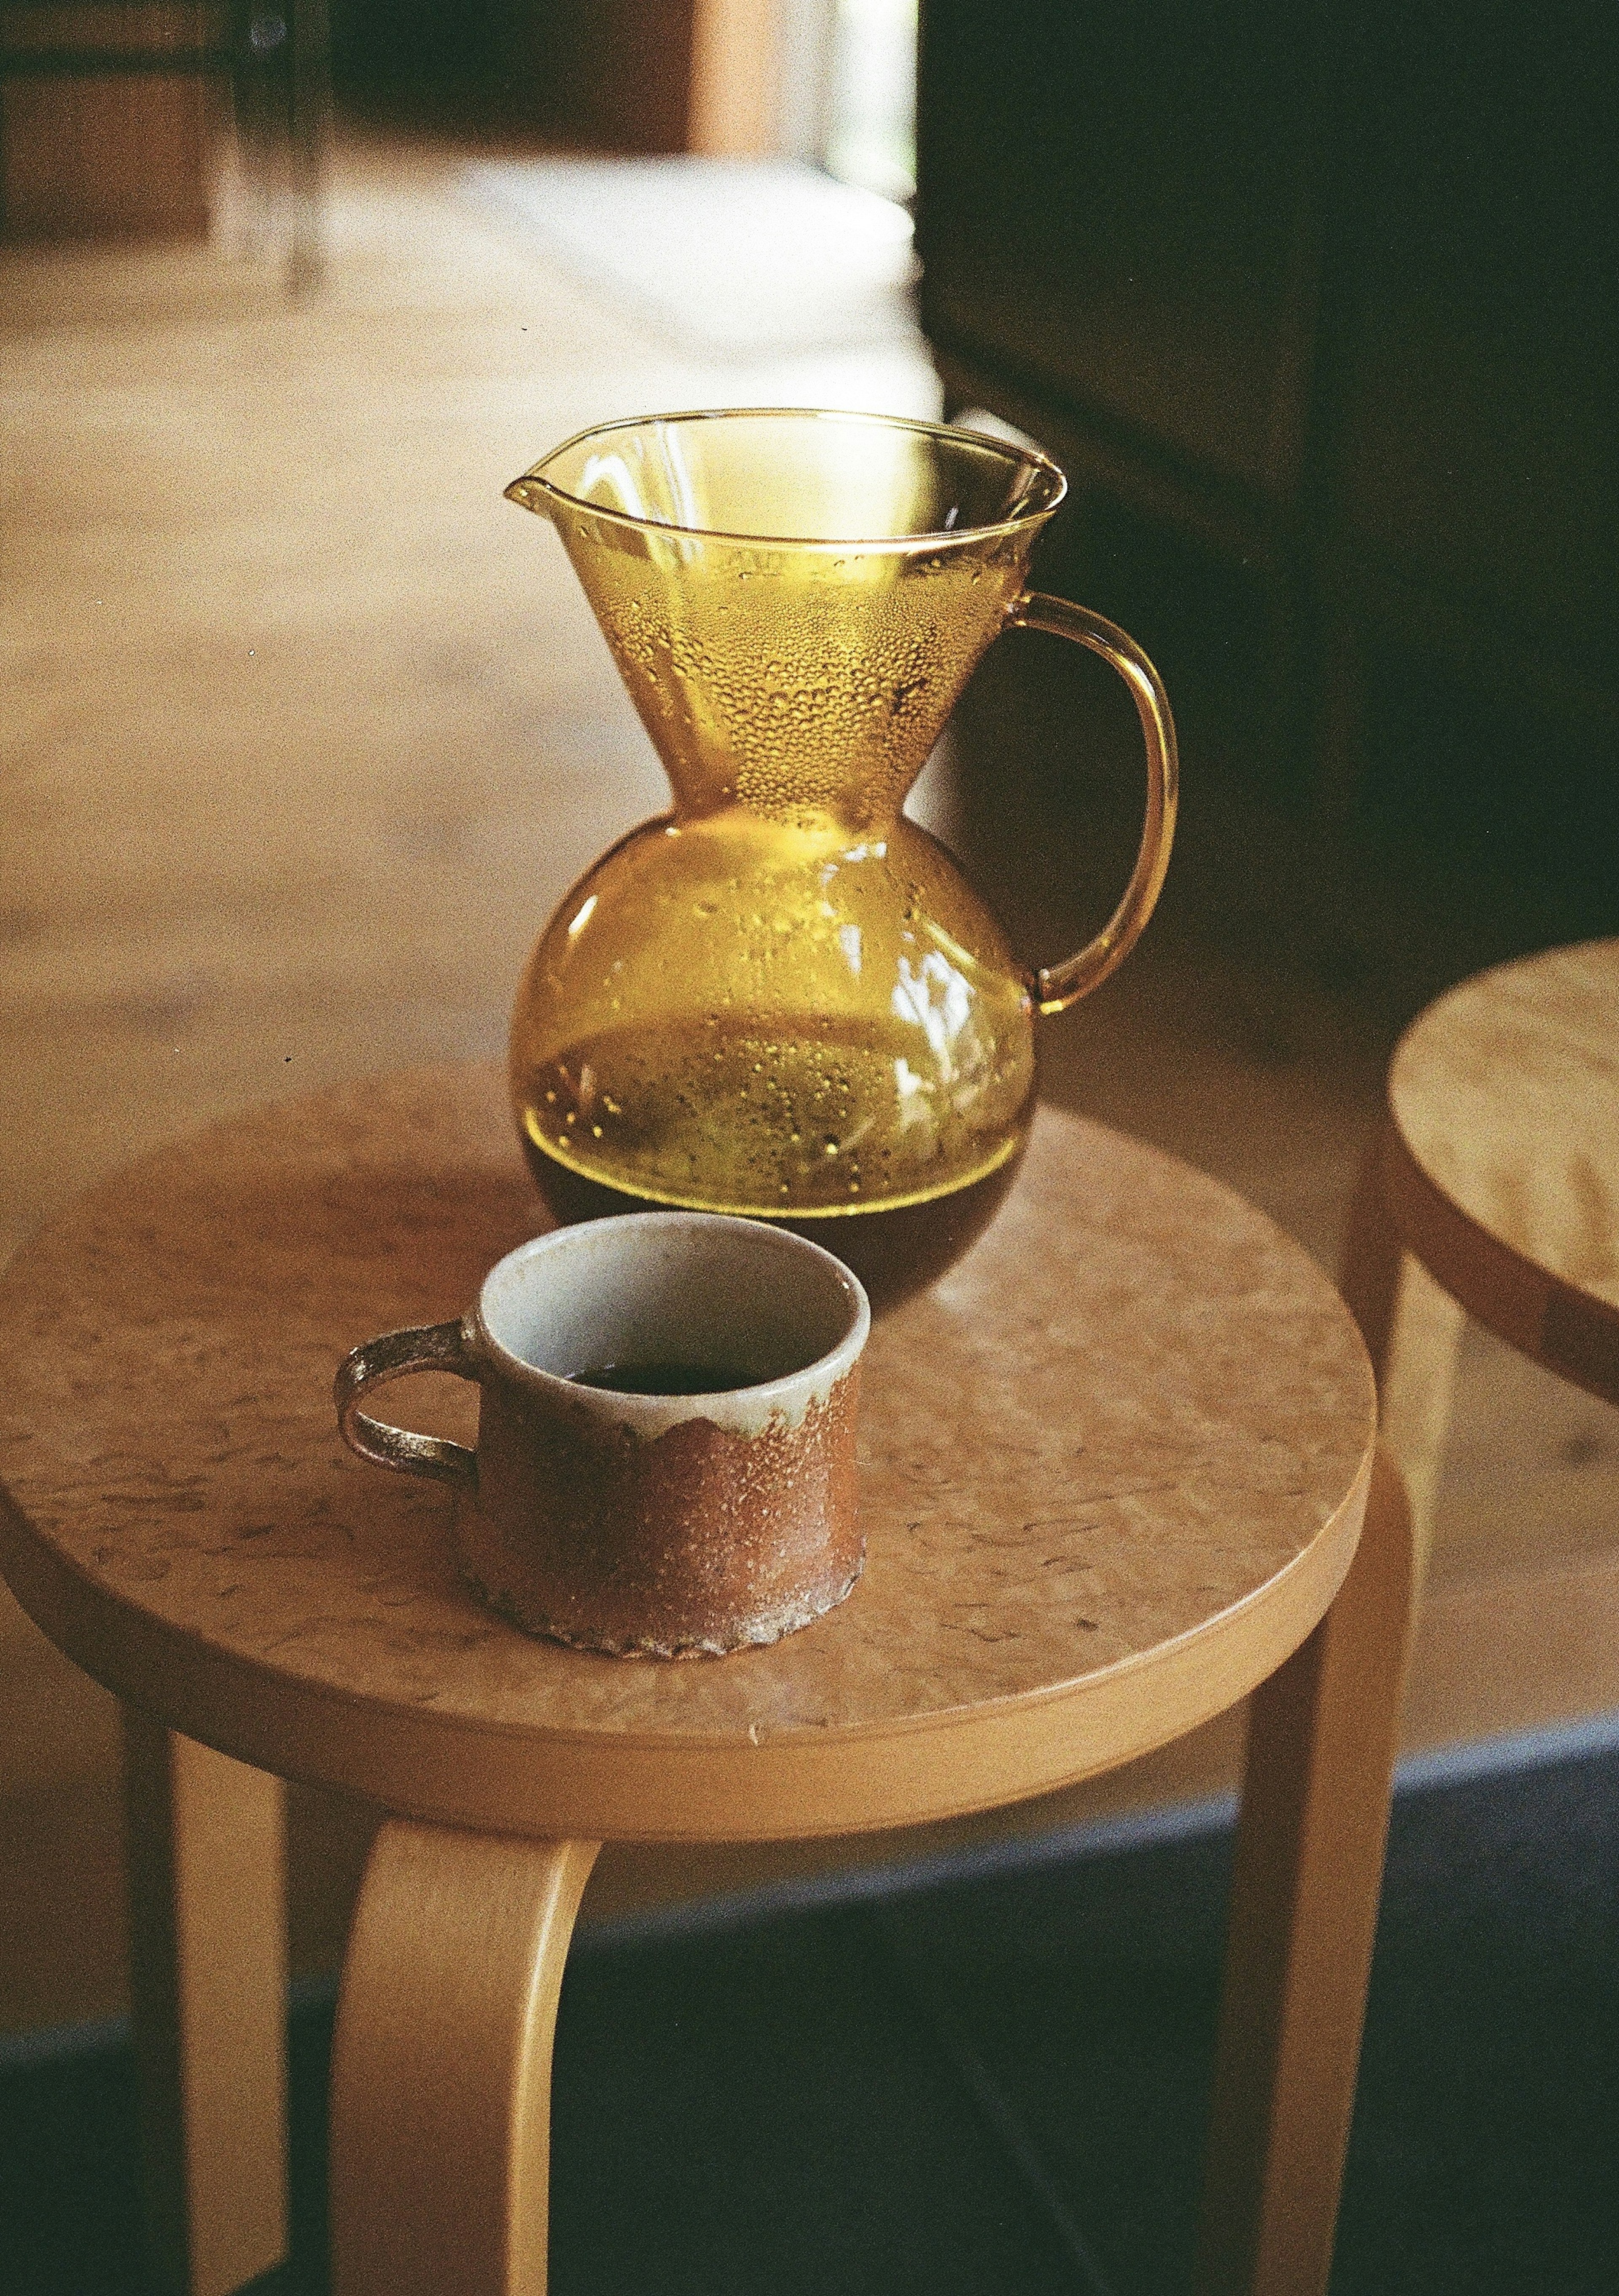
[{"left": 3, "top": 140, "right": 1616, "bottom": 2036}]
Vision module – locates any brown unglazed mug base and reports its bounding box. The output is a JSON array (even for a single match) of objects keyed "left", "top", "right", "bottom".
[
  {"left": 454, "top": 1371, "right": 863, "bottom": 1659},
  {"left": 461, "top": 1557, "right": 866, "bottom": 1660}
]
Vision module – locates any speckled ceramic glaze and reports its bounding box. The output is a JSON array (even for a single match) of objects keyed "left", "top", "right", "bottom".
[{"left": 336, "top": 1214, "right": 869, "bottom": 1657}]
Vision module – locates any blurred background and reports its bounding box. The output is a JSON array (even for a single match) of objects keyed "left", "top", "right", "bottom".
[{"left": 2, "top": 2, "right": 1616, "bottom": 2286}]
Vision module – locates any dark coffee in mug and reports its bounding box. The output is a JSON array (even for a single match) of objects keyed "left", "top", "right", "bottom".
[{"left": 565, "top": 1360, "right": 760, "bottom": 1396}]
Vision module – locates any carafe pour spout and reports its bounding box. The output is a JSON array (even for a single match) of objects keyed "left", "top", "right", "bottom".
[
  {"left": 501, "top": 409, "right": 1060, "bottom": 828},
  {"left": 503, "top": 476, "right": 552, "bottom": 518}
]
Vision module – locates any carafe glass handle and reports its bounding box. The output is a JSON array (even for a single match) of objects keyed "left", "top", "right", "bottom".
[{"left": 1005, "top": 593, "right": 1180, "bottom": 1015}]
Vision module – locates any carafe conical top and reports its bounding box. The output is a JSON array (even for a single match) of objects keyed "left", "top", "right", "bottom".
[{"left": 505, "top": 409, "right": 1177, "bottom": 1307}]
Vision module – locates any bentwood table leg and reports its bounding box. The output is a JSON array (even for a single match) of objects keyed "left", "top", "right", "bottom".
[
  {"left": 1339, "top": 1133, "right": 1465, "bottom": 1587},
  {"left": 330, "top": 1821, "right": 600, "bottom": 2296},
  {"left": 1193, "top": 1447, "right": 1416, "bottom": 2296},
  {"left": 122, "top": 1711, "right": 290, "bottom": 2296}
]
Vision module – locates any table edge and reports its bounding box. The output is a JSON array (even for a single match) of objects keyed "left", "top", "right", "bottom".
[
  {"left": 0, "top": 1454, "right": 1369, "bottom": 1841},
  {"left": 1380, "top": 1117, "right": 1619, "bottom": 1408}
]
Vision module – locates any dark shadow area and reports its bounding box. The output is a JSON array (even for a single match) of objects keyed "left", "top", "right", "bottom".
[
  {"left": 328, "top": 0, "right": 692, "bottom": 152},
  {"left": 330, "top": 0, "right": 546, "bottom": 132},
  {"left": 917, "top": 0, "right": 1619, "bottom": 1002},
  {"left": 935, "top": 503, "right": 1617, "bottom": 1148},
  {"left": 8, "top": 1744, "right": 1617, "bottom": 2294}
]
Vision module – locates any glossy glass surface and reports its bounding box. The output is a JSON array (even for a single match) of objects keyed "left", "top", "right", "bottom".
[{"left": 504, "top": 410, "right": 1172, "bottom": 1302}]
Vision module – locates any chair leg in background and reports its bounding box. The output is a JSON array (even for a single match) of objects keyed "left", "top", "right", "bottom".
[
  {"left": 1339, "top": 1132, "right": 1465, "bottom": 1585},
  {"left": 1193, "top": 1447, "right": 1416, "bottom": 2296},
  {"left": 329, "top": 1821, "right": 600, "bottom": 2296},
  {"left": 123, "top": 1711, "right": 289, "bottom": 2296}
]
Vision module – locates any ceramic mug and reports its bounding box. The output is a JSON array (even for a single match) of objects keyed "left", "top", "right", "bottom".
[{"left": 334, "top": 1212, "right": 870, "bottom": 1658}]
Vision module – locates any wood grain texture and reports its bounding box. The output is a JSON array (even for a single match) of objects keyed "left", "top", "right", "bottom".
[
  {"left": 1, "top": 70, "right": 214, "bottom": 240},
  {"left": 122, "top": 1711, "right": 288, "bottom": 2296},
  {"left": 0, "top": 5, "right": 223, "bottom": 242},
  {"left": 1, "top": 3, "right": 218, "bottom": 52},
  {"left": 0, "top": 1065, "right": 1375, "bottom": 1840},
  {"left": 330, "top": 1825, "right": 598, "bottom": 2296},
  {"left": 1381, "top": 938, "right": 1619, "bottom": 1405},
  {"left": 1195, "top": 1446, "right": 1415, "bottom": 2296}
]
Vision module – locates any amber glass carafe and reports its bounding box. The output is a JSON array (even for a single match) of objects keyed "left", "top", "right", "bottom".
[{"left": 504, "top": 409, "right": 1177, "bottom": 1307}]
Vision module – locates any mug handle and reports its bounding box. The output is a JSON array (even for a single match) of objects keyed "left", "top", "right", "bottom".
[
  {"left": 334, "top": 1318, "right": 481, "bottom": 1490},
  {"left": 1004, "top": 592, "right": 1180, "bottom": 1015}
]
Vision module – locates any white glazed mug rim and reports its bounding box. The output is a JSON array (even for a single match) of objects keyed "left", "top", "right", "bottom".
[
  {"left": 472, "top": 1212, "right": 870, "bottom": 1437},
  {"left": 336, "top": 1211, "right": 871, "bottom": 1487}
]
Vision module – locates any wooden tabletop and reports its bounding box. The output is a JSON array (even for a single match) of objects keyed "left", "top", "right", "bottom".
[
  {"left": 0, "top": 1066, "right": 1375, "bottom": 1842},
  {"left": 1382, "top": 938, "right": 1619, "bottom": 1404}
]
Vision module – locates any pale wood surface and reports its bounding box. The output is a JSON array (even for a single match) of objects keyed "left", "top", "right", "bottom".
[
  {"left": 1195, "top": 1447, "right": 1415, "bottom": 2296},
  {"left": 0, "top": 1064, "right": 1375, "bottom": 1840},
  {"left": 330, "top": 1826, "right": 598, "bottom": 2296},
  {"left": 122, "top": 1711, "right": 288, "bottom": 2296},
  {"left": 1381, "top": 938, "right": 1619, "bottom": 1404}
]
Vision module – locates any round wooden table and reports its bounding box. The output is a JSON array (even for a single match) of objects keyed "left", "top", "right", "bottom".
[
  {"left": 1343, "top": 938, "right": 1619, "bottom": 1563},
  {"left": 0, "top": 1067, "right": 1406, "bottom": 2296}
]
